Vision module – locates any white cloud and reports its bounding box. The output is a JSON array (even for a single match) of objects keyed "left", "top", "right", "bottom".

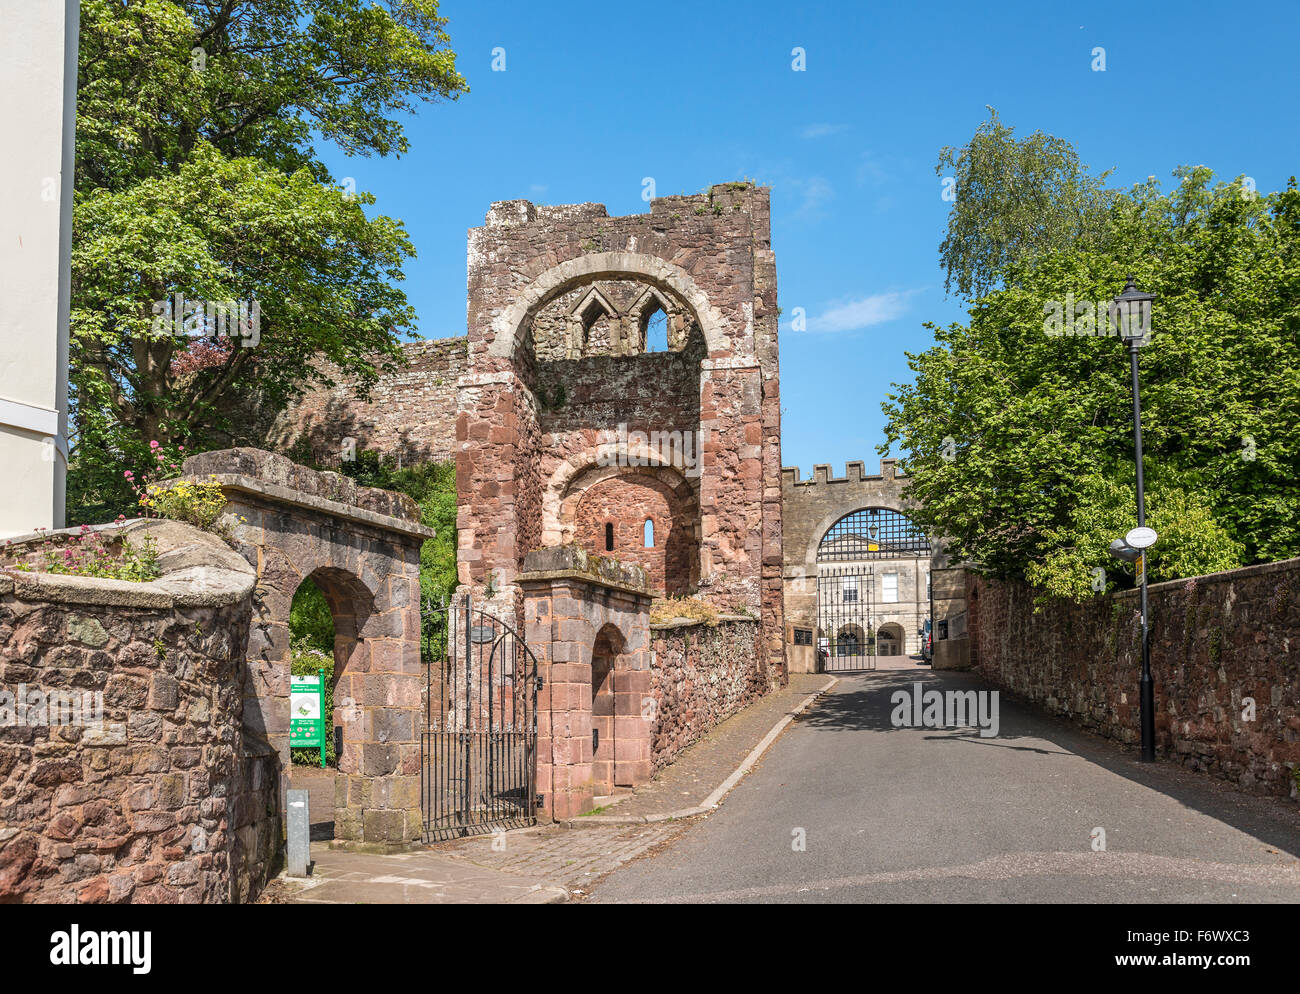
[{"left": 803, "top": 291, "right": 917, "bottom": 333}]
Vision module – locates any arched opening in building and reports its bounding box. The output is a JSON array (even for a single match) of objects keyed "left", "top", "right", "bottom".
[
  {"left": 877, "top": 622, "right": 906, "bottom": 657},
  {"left": 643, "top": 305, "right": 669, "bottom": 353},
  {"left": 573, "top": 471, "right": 697, "bottom": 596},
  {"left": 591, "top": 624, "right": 627, "bottom": 797},
  {"left": 817, "top": 507, "right": 931, "bottom": 562},
  {"left": 834, "top": 623, "right": 865, "bottom": 658},
  {"left": 815, "top": 507, "right": 931, "bottom": 670},
  {"left": 287, "top": 567, "right": 375, "bottom": 839}
]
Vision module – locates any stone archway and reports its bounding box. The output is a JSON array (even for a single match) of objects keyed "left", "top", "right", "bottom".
[
  {"left": 180, "top": 448, "right": 435, "bottom": 848},
  {"left": 487, "top": 251, "right": 735, "bottom": 360},
  {"left": 878, "top": 622, "right": 906, "bottom": 657}
]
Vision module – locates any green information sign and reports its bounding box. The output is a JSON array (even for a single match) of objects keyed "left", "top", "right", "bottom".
[{"left": 290, "top": 669, "right": 326, "bottom": 768}]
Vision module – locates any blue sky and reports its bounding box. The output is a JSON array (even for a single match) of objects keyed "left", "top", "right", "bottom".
[{"left": 316, "top": 0, "right": 1300, "bottom": 476}]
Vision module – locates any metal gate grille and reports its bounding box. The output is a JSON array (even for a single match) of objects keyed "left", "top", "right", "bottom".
[
  {"left": 816, "top": 565, "right": 876, "bottom": 672},
  {"left": 421, "top": 596, "right": 539, "bottom": 841}
]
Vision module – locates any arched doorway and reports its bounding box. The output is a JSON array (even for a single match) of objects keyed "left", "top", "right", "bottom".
[
  {"left": 877, "top": 622, "right": 905, "bottom": 657},
  {"left": 814, "top": 506, "right": 930, "bottom": 672},
  {"left": 287, "top": 567, "right": 375, "bottom": 840},
  {"left": 591, "top": 624, "right": 626, "bottom": 797}
]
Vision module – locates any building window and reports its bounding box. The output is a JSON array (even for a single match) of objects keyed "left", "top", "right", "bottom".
[
  {"left": 882, "top": 572, "right": 898, "bottom": 603},
  {"left": 926, "top": 571, "right": 931, "bottom": 599},
  {"left": 644, "top": 518, "right": 654, "bottom": 547},
  {"left": 842, "top": 575, "right": 858, "bottom": 603},
  {"left": 793, "top": 627, "right": 813, "bottom": 646},
  {"left": 644, "top": 306, "right": 668, "bottom": 353},
  {"left": 605, "top": 522, "right": 614, "bottom": 551}
]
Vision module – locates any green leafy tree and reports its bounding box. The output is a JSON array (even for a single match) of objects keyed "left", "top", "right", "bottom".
[
  {"left": 937, "top": 108, "right": 1116, "bottom": 298},
  {"left": 68, "top": 0, "right": 467, "bottom": 521},
  {"left": 885, "top": 167, "right": 1300, "bottom": 600},
  {"left": 339, "top": 451, "right": 458, "bottom": 606}
]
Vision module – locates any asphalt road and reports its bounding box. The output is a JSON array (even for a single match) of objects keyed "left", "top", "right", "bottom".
[{"left": 590, "top": 668, "right": 1300, "bottom": 903}]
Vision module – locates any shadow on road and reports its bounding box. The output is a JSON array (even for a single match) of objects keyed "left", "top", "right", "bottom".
[{"left": 796, "top": 668, "right": 1300, "bottom": 858}]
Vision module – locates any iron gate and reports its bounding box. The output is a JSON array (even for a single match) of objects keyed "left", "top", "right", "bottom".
[
  {"left": 816, "top": 565, "right": 876, "bottom": 672},
  {"left": 421, "top": 595, "right": 539, "bottom": 841}
]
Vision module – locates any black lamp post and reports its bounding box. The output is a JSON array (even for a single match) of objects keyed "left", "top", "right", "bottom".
[{"left": 1112, "top": 276, "right": 1157, "bottom": 762}]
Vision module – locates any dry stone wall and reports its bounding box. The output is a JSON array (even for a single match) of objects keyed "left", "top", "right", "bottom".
[{"left": 648, "top": 618, "right": 768, "bottom": 773}]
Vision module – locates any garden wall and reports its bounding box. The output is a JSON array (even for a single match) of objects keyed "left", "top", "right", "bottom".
[
  {"left": 967, "top": 558, "right": 1300, "bottom": 799},
  {"left": 0, "top": 519, "right": 279, "bottom": 903},
  {"left": 649, "top": 616, "right": 769, "bottom": 772}
]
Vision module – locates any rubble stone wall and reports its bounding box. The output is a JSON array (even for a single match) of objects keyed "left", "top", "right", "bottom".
[
  {"left": 648, "top": 617, "right": 768, "bottom": 773},
  {"left": 0, "top": 520, "right": 274, "bottom": 903},
  {"left": 968, "top": 560, "right": 1300, "bottom": 799}
]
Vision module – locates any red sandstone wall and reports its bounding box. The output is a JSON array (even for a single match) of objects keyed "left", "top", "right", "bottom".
[
  {"left": 968, "top": 560, "right": 1300, "bottom": 799},
  {"left": 269, "top": 337, "right": 467, "bottom": 467},
  {"left": 575, "top": 475, "right": 694, "bottom": 595},
  {"left": 0, "top": 579, "right": 274, "bottom": 903},
  {"left": 648, "top": 618, "right": 770, "bottom": 773}
]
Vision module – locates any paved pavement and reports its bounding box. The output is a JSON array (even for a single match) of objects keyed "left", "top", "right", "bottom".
[
  {"left": 588, "top": 668, "right": 1300, "bottom": 903},
  {"left": 575, "top": 672, "right": 828, "bottom": 822},
  {"left": 265, "top": 841, "right": 568, "bottom": 904}
]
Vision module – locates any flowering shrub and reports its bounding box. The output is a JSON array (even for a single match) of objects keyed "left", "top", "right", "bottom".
[
  {"left": 142, "top": 477, "right": 229, "bottom": 531},
  {"left": 4, "top": 523, "right": 161, "bottom": 582},
  {"left": 125, "top": 440, "right": 232, "bottom": 533}
]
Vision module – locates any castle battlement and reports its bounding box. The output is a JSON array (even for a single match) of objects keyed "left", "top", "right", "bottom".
[{"left": 781, "top": 457, "right": 904, "bottom": 489}]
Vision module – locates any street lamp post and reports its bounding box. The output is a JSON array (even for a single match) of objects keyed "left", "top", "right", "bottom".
[{"left": 1113, "top": 276, "right": 1158, "bottom": 762}]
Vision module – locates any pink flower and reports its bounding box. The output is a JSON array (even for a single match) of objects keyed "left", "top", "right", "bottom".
[
  {"left": 124, "top": 470, "right": 134, "bottom": 479},
  {"left": 149, "top": 440, "right": 159, "bottom": 449}
]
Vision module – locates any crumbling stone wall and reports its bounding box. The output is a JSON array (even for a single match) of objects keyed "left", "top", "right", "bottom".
[
  {"left": 458, "top": 183, "right": 785, "bottom": 686},
  {"left": 266, "top": 336, "right": 467, "bottom": 467},
  {"left": 967, "top": 559, "right": 1300, "bottom": 799},
  {"left": 0, "top": 520, "right": 275, "bottom": 903},
  {"left": 648, "top": 617, "right": 767, "bottom": 772}
]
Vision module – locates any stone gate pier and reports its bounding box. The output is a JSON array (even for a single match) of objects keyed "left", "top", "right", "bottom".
[{"left": 518, "top": 546, "right": 654, "bottom": 820}]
